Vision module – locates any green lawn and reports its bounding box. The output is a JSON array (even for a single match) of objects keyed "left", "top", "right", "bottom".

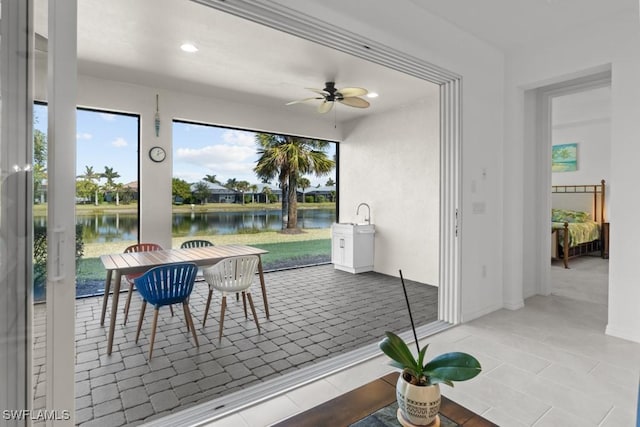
[{"left": 77, "top": 238, "right": 331, "bottom": 281}]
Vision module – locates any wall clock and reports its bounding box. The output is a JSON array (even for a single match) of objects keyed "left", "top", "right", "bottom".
[{"left": 149, "top": 146, "right": 166, "bottom": 163}]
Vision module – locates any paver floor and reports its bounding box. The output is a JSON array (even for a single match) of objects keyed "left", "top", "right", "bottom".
[{"left": 33, "top": 264, "right": 438, "bottom": 426}]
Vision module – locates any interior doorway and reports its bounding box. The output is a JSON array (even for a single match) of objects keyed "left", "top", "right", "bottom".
[
  {"left": 549, "top": 84, "right": 611, "bottom": 305},
  {"left": 529, "top": 70, "right": 612, "bottom": 307}
]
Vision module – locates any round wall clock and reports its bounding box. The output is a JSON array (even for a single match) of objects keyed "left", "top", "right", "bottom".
[{"left": 149, "top": 146, "right": 166, "bottom": 163}]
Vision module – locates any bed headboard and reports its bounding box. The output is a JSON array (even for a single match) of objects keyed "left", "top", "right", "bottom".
[{"left": 551, "top": 179, "right": 606, "bottom": 225}]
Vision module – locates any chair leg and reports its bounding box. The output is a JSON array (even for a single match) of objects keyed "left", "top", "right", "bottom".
[
  {"left": 218, "top": 295, "right": 227, "bottom": 342},
  {"left": 148, "top": 308, "right": 159, "bottom": 359},
  {"left": 246, "top": 293, "right": 261, "bottom": 334},
  {"left": 135, "top": 300, "right": 147, "bottom": 343},
  {"left": 170, "top": 305, "right": 174, "bottom": 317},
  {"left": 183, "top": 302, "right": 199, "bottom": 348},
  {"left": 242, "top": 292, "right": 248, "bottom": 318},
  {"left": 123, "top": 281, "right": 134, "bottom": 325},
  {"left": 203, "top": 289, "right": 213, "bottom": 327}
]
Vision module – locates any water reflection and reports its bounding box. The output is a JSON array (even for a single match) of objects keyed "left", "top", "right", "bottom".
[{"left": 35, "top": 208, "right": 336, "bottom": 244}]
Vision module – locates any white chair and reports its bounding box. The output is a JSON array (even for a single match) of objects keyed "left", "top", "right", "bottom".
[{"left": 202, "top": 255, "right": 261, "bottom": 341}]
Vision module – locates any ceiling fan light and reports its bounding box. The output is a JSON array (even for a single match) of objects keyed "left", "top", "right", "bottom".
[
  {"left": 367, "top": 92, "right": 379, "bottom": 98},
  {"left": 180, "top": 43, "right": 198, "bottom": 53}
]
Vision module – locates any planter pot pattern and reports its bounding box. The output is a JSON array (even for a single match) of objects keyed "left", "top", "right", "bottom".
[{"left": 396, "top": 375, "right": 441, "bottom": 425}]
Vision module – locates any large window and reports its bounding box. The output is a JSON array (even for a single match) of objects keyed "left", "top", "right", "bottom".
[
  {"left": 172, "top": 120, "right": 337, "bottom": 270},
  {"left": 32, "top": 104, "right": 140, "bottom": 300}
]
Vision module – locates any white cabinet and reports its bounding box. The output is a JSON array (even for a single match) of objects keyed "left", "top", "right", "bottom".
[{"left": 331, "top": 223, "right": 375, "bottom": 273}]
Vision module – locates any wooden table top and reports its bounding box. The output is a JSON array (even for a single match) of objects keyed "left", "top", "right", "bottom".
[
  {"left": 273, "top": 372, "right": 497, "bottom": 427},
  {"left": 100, "top": 244, "right": 267, "bottom": 274}
]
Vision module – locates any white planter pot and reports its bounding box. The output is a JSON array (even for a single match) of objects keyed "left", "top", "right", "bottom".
[{"left": 396, "top": 374, "right": 441, "bottom": 425}]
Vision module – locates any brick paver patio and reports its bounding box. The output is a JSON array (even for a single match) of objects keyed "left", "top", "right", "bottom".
[{"left": 33, "top": 264, "right": 438, "bottom": 426}]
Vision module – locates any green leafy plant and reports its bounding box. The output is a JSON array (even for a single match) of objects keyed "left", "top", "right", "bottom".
[{"left": 380, "top": 331, "right": 481, "bottom": 386}]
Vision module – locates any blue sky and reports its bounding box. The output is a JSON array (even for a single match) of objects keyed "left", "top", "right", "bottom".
[{"left": 34, "top": 105, "right": 336, "bottom": 187}]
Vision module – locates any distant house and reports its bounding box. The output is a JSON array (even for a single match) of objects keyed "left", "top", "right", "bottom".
[
  {"left": 303, "top": 185, "right": 335, "bottom": 202},
  {"left": 190, "top": 181, "right": 241, "bottom": 203}
]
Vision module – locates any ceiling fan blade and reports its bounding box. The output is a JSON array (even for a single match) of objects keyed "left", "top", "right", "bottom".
[
  {"left": 338, "top": 97, "right": 370, "bottom": 108},
  {"left": 318, "top": 101, "right": 334, "bottom": 114},
  {"left": 336, "top": 87, "right": 368, "bottom": 97},
  {"left": 306, "top": 88, "right": 330, "bottom": 96},
  {"left": 285, "top": 97, "right": 322, "bottom": 106}
]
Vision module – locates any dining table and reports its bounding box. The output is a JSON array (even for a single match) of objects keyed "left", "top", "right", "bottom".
[{"left": 100, "top": 244, "right": 269, "bottom": 355}]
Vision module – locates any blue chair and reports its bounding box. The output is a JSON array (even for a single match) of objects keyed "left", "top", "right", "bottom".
[
  {"left": 122, "top": 242, "right": 163, "bottom": 325},
  {"left": 134, "top": 262, "right": 199, "bottom": 359}
]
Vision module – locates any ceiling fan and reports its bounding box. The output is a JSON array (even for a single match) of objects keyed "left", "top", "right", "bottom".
[{"left": 286, "top": 81, "right": 370, "bottom": 113}]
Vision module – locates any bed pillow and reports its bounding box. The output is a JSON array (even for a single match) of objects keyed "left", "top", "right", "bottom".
[{"left": 552, "top": 209, "right": 591, "bottom": 223}]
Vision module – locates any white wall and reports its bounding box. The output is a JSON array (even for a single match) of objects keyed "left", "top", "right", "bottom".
[
  {"left": 505, "top": 11, "right": 640, "bottom": 343},
  {"left": 552, "top": 88, "right": 611, "bottom": 186},
  {"left": 276, "top": 0, "right": 506, "bottom": 322},
  {"left": 339, "top": 93, "right": 439, "bottom": 285}
]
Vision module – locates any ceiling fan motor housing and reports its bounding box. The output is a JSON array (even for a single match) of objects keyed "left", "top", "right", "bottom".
[{"left": 324, "top": 82, "right": 342, "bottom": 101}]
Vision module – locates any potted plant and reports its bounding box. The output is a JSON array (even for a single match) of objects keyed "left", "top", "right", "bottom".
[{"left": 379, "top": 331, "right": 481, "bottom": 425}]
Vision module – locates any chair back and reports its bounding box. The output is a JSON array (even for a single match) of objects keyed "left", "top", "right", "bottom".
[
  {"left": 135, "top": 262, "right": 198, "bottom": 307},
  {"left": 124, "top": 243, "right": 163, "bottom": 281},
  {"left": 180, "top": 239, "right": 214, "bottom": 249},
  {"left": 125, "top": 242, "right": 163, "bottom": 254},
  {"left": 203, "top": 255, "right": 259, "bottom": 293}
]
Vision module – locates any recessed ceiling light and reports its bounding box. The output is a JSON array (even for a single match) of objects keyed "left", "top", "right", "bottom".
[
  {"left": 180, "top": 43, "right": 198, "bottom": 53},
  {"left": 367, "top": 92, "right": 379, "bottom": 98}
]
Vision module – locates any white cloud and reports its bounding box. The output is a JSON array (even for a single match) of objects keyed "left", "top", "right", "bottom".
[
  {"left": 76, "top": 132, "right": 93, "bottom": 140},
  {"left": 222, "top": 129, "right": 255, "bottom": 147},
  {"left": 176, "top": 144, "right": 258, "bottom": 183},
  {"left": 100, "top": 113, "right": 117, "bottom": 122},
  {"left": 112, "top": 137, "right": 128, "bottom": 147}
]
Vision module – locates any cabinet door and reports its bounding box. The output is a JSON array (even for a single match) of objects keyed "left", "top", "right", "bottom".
[
  {"left": 332, "top": 233, "right": 345, "bottom": 265},
  {"left": 332, "top": 233, "right": 354, "bottom": 267}
]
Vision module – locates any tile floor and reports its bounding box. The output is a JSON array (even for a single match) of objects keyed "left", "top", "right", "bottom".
[{"left": 204, "top": 257, "right": 640, "bottom": 427}]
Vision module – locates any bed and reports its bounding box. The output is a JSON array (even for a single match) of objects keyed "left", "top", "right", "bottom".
[{"left": 551, "top": 180, "right": 606, "bottom": 268}]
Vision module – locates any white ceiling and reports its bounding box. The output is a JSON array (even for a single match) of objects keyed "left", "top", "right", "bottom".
[
  {"left": 408, "top": 0, "right": 637, "bottom": 51},
  {"left": 34, "top": 0, "right": 436, "bottom": 123},
  {"left": 33, "top": 0, "right": 634, "bottom": 123}
]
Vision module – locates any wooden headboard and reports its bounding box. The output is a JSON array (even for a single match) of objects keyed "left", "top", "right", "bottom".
[{"left": 551, "top": 179, "right": 606, "bottom": 225}]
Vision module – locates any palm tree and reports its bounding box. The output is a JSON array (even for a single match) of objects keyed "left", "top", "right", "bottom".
[
  {"left": 236, "top": 180, "right": 250, "bottom": 204},
  {"left": 262, "top": 186, "right": 272, "bottom": 204},
  {"left": 254, "top": 134, "right": 335, "bottom": 230},
  {"left": 203, "top": 174, "right": 220, "bottom": 184},
  {"left": 101, "top": 166, "right": 121, "bottom": 204},
  {"left": 78, "top": 165, "right": 101, "bottom": 205},
  {"left": 250, "top": 184, "right": 259, "bottom": 204},
  {"left": 193, "top": 181, "right": 211, "bottom": 205},
  {"left": 298, "top": 177, "right": 311, "bottom": 203}
]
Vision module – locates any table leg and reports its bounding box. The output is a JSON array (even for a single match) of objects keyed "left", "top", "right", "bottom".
[
  {"left": 257, "top": 256, "right": 269, "bottom": 319},
  {"left": 107, "top": 271, "right": 122, "bottom": 355},
  {"left": 100, "top": 269, "right": 113, "bottom": 326}
]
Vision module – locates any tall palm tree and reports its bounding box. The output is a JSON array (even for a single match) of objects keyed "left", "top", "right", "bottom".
[
  {"left": 78, "top": 165, "right": 101, "bottom": 205},
  {"left": 298, "top": 177, "right": 311, "bottom": 204},
  {"left": 250, "top": 184, "right": 259, "bottom": 204},
  {"left": 101, "top": 166, "right": 121, "bottom": 204},
  {"left": 262, "top": 186, "right": 272, "bottom": 204},
  {"left": 236, "top": 181, "right": 250, "bottom": 204},
  {"left": 254, "top": 134, "right": 334, "bottom": 229}
]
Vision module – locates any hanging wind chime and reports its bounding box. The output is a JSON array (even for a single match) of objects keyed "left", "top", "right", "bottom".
[{"left": 155, "top": 94, "right": 160, "bottom": 137}]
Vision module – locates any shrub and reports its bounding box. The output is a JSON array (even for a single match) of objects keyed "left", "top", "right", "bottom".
[{"left": 33, "top": 224, "right": 85, "bottom": 299}]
